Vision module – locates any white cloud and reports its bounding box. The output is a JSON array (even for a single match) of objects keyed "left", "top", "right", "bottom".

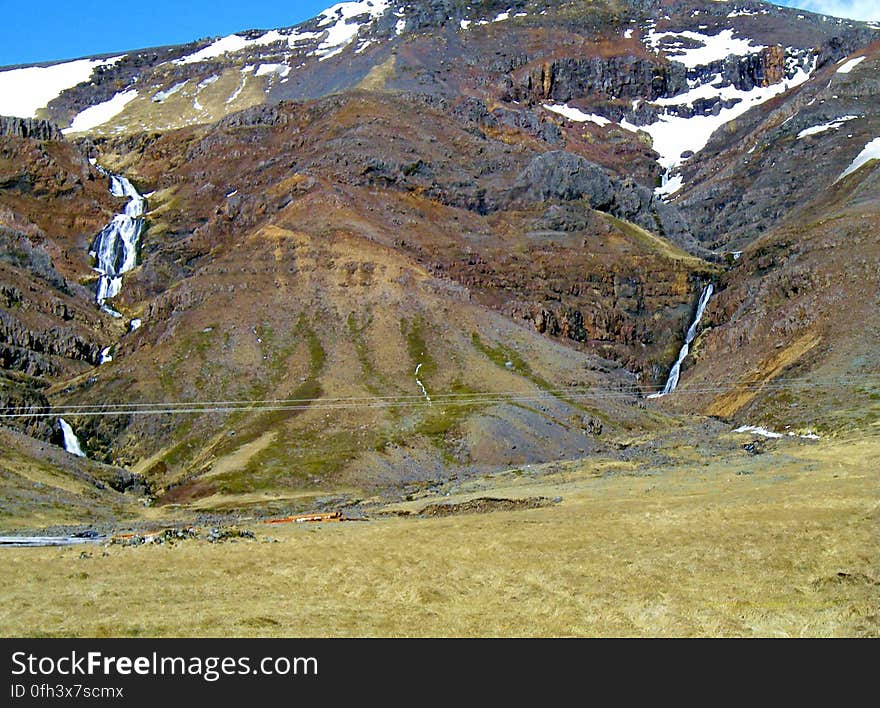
[{"left": 774, "top": 1, "right": 880, "bottom": 21}]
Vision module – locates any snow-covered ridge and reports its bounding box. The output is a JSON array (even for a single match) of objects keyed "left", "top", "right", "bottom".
[
  {"left": 171, "top": 0, "right": 394, "bottom": 66},
  {"left": 0, "top": 56, "right": 124, "bottom": 120},
  {"left": 315, "top": 0, "right": 391, "bottom": 60},
  {"left": 0, "top": 0, "right": 404, "bottom": 124},
  {"left": 176, "top": 31, "right": 288, "bottom": 65},
  {"left": 727, "top": 7, "right": 769, "bottom": 19}
]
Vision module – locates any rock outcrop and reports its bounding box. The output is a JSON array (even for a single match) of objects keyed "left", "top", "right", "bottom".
[
  {"left": 0, "top": 116, "right": 64, "bottom": 141},
  {"left": 511, "top": 151, "right": 693, "bottom": 245},
  {"left": 0, "top": 308, "right": 102, "bottom": 375},
  {"left": 512, "top": 56, "right": 688, "bottom": 104},
  {"left": 0, "top": 226, "right": 68, "bottom": 291}
]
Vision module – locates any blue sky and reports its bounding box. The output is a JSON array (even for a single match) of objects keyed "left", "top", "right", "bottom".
[
  {"left": 776, "top": 1, "right": 880, "bottom": 21},
  {"left": 1, "top": 1, "right": 877, "bottom": 68},
  {"left": 0, "top": 1, "right": 329, "bottom": 67}
]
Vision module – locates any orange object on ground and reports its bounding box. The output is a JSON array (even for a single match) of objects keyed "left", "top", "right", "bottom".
[{"left": 263, "top": 511, "right": 343, "bottom": 524}]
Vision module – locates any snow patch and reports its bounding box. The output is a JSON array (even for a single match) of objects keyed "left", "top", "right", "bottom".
[
  {"left": 836, "top": 56, "right": 866, "bottom": 74},
  {"left": 727, "top": 8, "right": 767, "bottom": 18},
  {"left": 734, "top": 425, "right": 821, "bottom": 440},
  {"left": 640, "top": 58, "right": 815, "bottom": 171},
  {"left": 796, "top": 115, "right": 859, "bottom": 139},
  {"left": 288, "top": 31, "right": 322, "bottom": 47},
  {"left": 226, "top": 76, "right": 247, "bottom": 104},
  {"left": 64, "top": 90, "right": 138, "bottom": 134},
  {"left": 543, "top": 103, "right": 610, "bottom": 126},
  {"left": 634, "top": 31, "right": 818, "bottom": 186},
  {"left": 734, "top": 425, "right": 782, "bottom": 438},
  {"left": 152, "top": 81, "right": 187, "bottom": 103},
  {"left": 255, "top": 63, "right": 290, "bottom": 77},
  {"left": 836, "top": 137, "right": 880, "bottom": 182},
  {"left": 644, "top": 28, "right": 764, "bottom": 69}
]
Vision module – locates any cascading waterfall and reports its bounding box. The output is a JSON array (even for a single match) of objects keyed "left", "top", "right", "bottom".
[
  {"left": 58, "top": 418, "right": 86, "bottom": 457},
  {"left": 414, "top": 362, "right": 431, "bottom": 403},
  {"left": 648, "top": 283, "right": 714, "bottom": 399},
  {"left": 90, "top": 169, "right": 145, "bottom": 315}
]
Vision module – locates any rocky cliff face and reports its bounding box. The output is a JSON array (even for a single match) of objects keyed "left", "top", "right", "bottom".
[
  {"left": 0, "top": 130, "right": 122, "bottom": 443},
  {"left": 0, "top": 116, "right": 63, "bottom": 141},
  {"left": 674, "top": 42, "right": 880, "bottom": 249},
  {"left": 509, "top": 55, "right": 688, "bottom": 105},
  {"left": 93, "top": 90, "right": 714, "bottom": 374},
  {"left": 668, "top": 169, "right": 880, "bottom": 432}
]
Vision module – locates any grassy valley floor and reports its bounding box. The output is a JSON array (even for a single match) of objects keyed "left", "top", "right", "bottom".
[{"left": 0, "top": 431, "right": 877, "bottom": 637}]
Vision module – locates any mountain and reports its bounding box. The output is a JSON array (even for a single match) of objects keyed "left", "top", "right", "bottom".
[{"left": 1, "top": 0, "right": 878, "bottom": 522}]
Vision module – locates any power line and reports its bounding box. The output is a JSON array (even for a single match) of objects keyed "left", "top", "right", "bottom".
[
  {"left": 33, "top": 373, "right": 877, "bottom": 411},
  {"left": 2, "top": 375, "right": 876, "bottom": 418}
]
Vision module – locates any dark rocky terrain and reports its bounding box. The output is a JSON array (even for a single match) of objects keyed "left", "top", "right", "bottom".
[{"left": 0, "top": 0, "right": 878, "bottom": 524}]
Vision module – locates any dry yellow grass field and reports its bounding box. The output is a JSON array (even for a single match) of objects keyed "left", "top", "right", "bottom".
[{"left": 0, "top": 433, "right": 877, "bottom": 637}]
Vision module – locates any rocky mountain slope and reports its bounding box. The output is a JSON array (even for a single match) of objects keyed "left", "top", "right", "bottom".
[{"left": 1, "top": 0, "right": 878, "bottom": 519}]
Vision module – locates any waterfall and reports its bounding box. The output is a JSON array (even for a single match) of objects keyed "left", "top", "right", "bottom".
[
  {"left": 648, "top": 283, "right": 714, "bottom": 399},
  {"left": 414, "top": 362, "right": 431, "bottom": 403},
  {"left": 90, "top": 170, "right": 145, "bottom": 313},
  {"left": 58, "top": 418, "right": 86, "bottom": 457}
]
